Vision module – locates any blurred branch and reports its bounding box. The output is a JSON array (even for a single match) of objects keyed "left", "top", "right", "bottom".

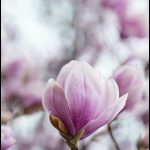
[
  {"left": 81, "top": 119, "right": 120, "bottom": 150},
  {"left": 80, "top": 130, "right": 108, "bottom": 150},
  {"left": 23, "top": 103, "right": 43, "bottom": 114},
  {"left": 145, "top": 62, "right": 149, "bottom": 76},
  {"left": 137, "top": 133, "right": 149, "bottom": 150},
  {"left": 1, "top": 111, "right": 14, "bottom": 124},
  {"left": 107, "top": 123, "right": 120, "bottom": 150},
  {"left": 1, "top": 104, "right": 43, "bottom": 124}
]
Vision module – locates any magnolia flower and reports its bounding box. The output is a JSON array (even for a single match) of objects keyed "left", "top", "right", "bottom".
[
  {"left": 113, "top": 65, "right": 145, "bottom": 110},
  {"left": 42, "top": 61, "right": 127, "bottom": 142},
  {"left": 1, "top": 125, "right": 15, "bottom": 150}
]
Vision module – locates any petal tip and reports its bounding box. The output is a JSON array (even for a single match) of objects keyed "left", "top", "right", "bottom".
[
  {"left": 120, "top": 93, "right": 128, "bottom": 101},
  {"left": 47, "top": 79, "right": 56, "bottom": 87},
  {"left": 42, "top": 78, "right": 56, "bottom": 112},
  {"left": 119, "top": 93, "right": 128, "bottom": 108}
]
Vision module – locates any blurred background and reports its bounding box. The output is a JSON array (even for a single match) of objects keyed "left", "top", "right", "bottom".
[{"left": 1, "top": 0, "right": 149, "bottom": 150}]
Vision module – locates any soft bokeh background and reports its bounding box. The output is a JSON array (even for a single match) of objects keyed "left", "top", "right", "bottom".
[{"left": 1, "top": 0, "right": 149, "bottom": 150}]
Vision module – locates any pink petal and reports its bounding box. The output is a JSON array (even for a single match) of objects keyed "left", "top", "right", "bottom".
[
  {"left": 57, "top": 60, "right": 79, "bottom": 89},
  {"left": 113, "top": 66, "right": 145, "bottom": 95},
  {"left": 42, "top": 79, "right": 75, "bottom": 136},
  {"left": 113, "top": 65, "right": 145, "bottom": 110},
  {"left": 82, "top": 94, "right": 128, "bottom": 139},
  {"left": 113, "top": 66, "right": 137, "bottom": 94},
  {"left": 65, "top": 62, "right": 106, "bottom": 132}
]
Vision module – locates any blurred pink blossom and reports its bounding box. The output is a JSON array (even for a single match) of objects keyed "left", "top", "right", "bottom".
[
  {"left": 1, "top": 125, "right": 15, "bottom": 150},
  {"left": 101, "top": 0, "right": 149, "bottom": 38},
  {"left": 1, "top": 59, "right": 44, "bottom": 112},
  {"left": 101, "top": 0, "right": 128, "bottom": 16},
  {"left": 113, "top": 65, "right": 145, "bottom": 111}
]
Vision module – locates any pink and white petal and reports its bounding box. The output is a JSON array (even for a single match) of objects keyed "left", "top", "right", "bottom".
[
  {"left": 56, "top": 60, "right": 79, "bottom": 89},
  {"left": 105, "top": 79, "right": 120, "bottom": 105},
  {"left": 65, "top": 62, "right": 106, "bottom": 132},
  {"left": 42, "top": 79, "right": 75, "bottom": 136},
  {"left": 81, "top": 94, "right": 127, "bottom": 139},
  {"left": 112, "top": 94, "right": 128, "bottom": 117},
  {"left": 114, "top": 65, "right": 134, "bottom": 80}
]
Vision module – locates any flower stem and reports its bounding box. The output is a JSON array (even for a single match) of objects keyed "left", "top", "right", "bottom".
[
  {"left": 138, "top": 148, "right": 145, "bottom": 150},
  {"left": 66, "top": 129, "right": 84, "bottom": 150},
  {"left": 71, "top": 147, "right": 78, "bottom": 150},
  {"left": 107, "top": 123, "right": 120, "bottom": 150}
]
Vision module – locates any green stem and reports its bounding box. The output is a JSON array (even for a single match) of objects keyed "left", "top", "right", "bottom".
[
  {"left": 66, "top": 140, "right": 78, "bottom": 150},
  {"left": 71, "top": 147, "right": 78, "bottom": 150},
  {"left": 138, "top": 148, "right": 145, "bottom": 150},
  {"left": 108, "top": 123, "right": 120, "bottom": 150},
  {"left": 66, "top": 129, "right": 84, "bottom": 150}
]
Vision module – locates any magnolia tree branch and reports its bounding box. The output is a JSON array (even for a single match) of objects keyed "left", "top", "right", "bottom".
[
  {"left": 1, "top": 104, "right": 43, "bottom": 124},
  {"left": 108, "top": 123, "right": 120, "bottom": 150}
]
